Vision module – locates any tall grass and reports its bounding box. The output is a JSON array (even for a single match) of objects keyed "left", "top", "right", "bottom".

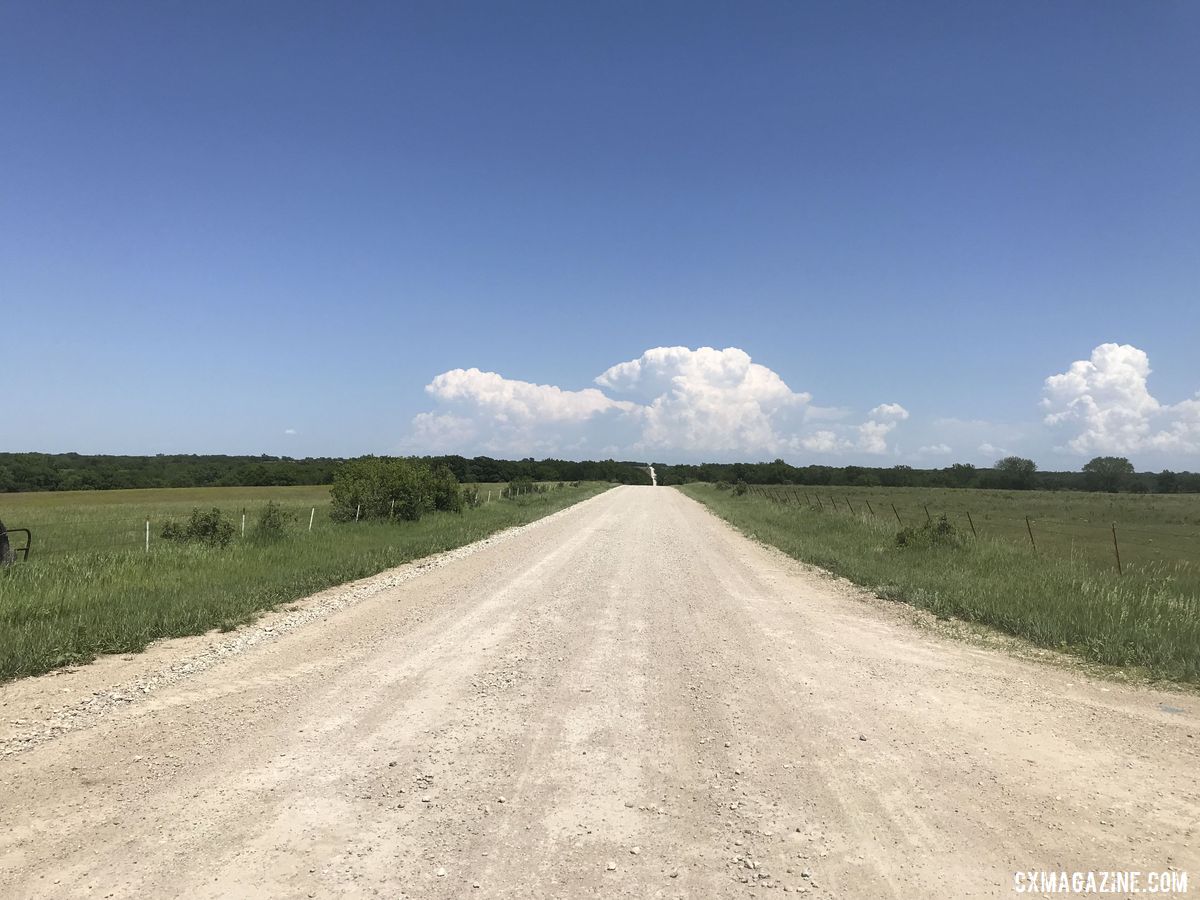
[
  {"left": 0, "top": 484, "right": 607, "bottom": 682},
  {"left": 681, "top": 485, "right": 1200, "bottom": 682}
]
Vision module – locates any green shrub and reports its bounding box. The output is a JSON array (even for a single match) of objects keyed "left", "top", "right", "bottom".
[
  {"left": 506, "top": 475, "right": 535, "bottom": 498},
  {"left": 252, "top": 501, "right": 293, "bottom": 542},
  {"left": 462, "top": 486, "right": 482, "bottom": 509},
  {"left": 733, "top": 479, "right": 749, "bottom": 496},
  {"left": 329, "top": 457, "right": 469, "bottom": 522},
  {"left": 430, "top": 465, "right": 464, "bottom": 513},
  {"left": 330, "top": 457, "right": 442, "bottom": 522},
  {"left": 896, "top": 514, "right": 965, "bottom": 550},
  {"left": 161, "top": 508, "right": 236, "bottom": 547}
]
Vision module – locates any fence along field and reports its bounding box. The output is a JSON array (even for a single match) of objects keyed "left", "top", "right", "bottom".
[
  {"left": 0, "top": 483, "right": 526, "bottom": 558},
  {"left": 0, "top": 480, "right": 604, "bottom": 682},
  {"left": 747, "top": 483, "right": 1200, "bottom": 580},
  {"left": 680, "top": 483, "right": 1200, "bottom": 682}
]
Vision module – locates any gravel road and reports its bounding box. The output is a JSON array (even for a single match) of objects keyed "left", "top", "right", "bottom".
[{"left": 1, "top": 486, "right": 1196, "bottom": 898}]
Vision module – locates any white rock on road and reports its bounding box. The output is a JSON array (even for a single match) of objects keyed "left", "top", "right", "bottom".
[{"left": 0, "top": 485, "right": 1196, "bottom": 898}]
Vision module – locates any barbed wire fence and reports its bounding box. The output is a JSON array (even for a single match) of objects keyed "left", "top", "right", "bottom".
[
  {"left": 743, "top": 485, "right": 1199, "bottom": 577},
  {"left": 2, "top": 482, "right": 568, "bottom": 560}
]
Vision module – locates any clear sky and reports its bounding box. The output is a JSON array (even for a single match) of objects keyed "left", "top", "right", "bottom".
[{"left": 4, "top": 1, "right": 1198, "bottom": 469}]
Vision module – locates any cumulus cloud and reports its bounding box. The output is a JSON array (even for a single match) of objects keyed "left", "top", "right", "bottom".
[
  {"left": 595, "top": 346, "right": 809, "bottom": 454},
  {"left": 1042, "top": 343, "right": 1200, "bottom": 455},
  {"left": 409, "top": 347, "right": 908, "bottom": 460},
  {"left": 427, "top": 368, "right": 634, "bottom": 424},
  {"left": 917, "top": 443, "right": 953, "bottom": 456},
  {"left": 869, "top": 403, "right": 909, "bottom": 421}
]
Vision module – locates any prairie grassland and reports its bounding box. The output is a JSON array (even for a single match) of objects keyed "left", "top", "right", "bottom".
[
  {"left": 0, "top": 482, "right": 604, "bottom": 682},
  {"left": 680, "top": 484, "right": 1200, "bottom": 682},
  {"left": 0, "top": 483, "right": 515, "bottom": 557},
  {"left": 749, "top": 483, "right": 1200, "bottom": 578}
]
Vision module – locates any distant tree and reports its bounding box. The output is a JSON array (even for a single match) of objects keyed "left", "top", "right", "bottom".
[
  {"left": 945, "top": 463, "right": 977, "bottom": 488},
  {"left": 1156, "top": 470, "right": 1179, "bottom": 494},
  {"left": 1082, "top": 456, "right": 1135, "bottom": 493},
  {"left": 881, "top": 465, "right": 915, "bottom": 488},
  {"left": 994, "top": 456, "right": 1038, "bottom": 490}
]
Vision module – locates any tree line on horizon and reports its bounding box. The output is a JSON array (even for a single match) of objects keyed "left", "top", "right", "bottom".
[
  {"left": 652, "top": 455, "right": 1200, "bottom": 493},
  {"left": 0, "top": 452, "right": 1195, "bottom": 495},
  {"left": 0, "top": 452, "right": 653, "bottom": 494}
]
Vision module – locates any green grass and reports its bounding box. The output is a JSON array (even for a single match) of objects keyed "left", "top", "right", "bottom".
[
  {"left": 0, "top": 483, "right": 518, "bottom": 557},
  {"left": 0, "top": 482, "right": 606, "bottom": 682},
  {"left": 747, "top": 483, "right": 1200, "bottom": 578},
  {"left": 680, "top": 484, "right": 1200, "bottom": 683}
]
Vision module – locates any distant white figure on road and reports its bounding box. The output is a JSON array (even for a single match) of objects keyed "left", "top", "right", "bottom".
[{"left": 648, "top": 466, "right": 657, "bottom": 486}]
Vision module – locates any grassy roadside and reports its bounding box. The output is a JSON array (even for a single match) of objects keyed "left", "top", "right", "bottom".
[
  {"left": 679, "top": 484, "right": 1200, "bottom": 683},
  {"left": 0, "top": 483, "right": 609, "bottom": 682}
]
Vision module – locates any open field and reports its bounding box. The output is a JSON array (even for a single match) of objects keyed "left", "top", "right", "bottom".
[
  {"left": 0, "top": 482, "right": 605, "bottom": 682},
  {"left": 744, "top": 482, "right": 1200, "bottom": 576},
  {"left": 2, "top": 486, "right": 1195, "bottom": 898},
  {"left": 0, "top": 483, "right": 519, "bottom": 558},
  {"left": 681, "top": 483, "right": 1200, "bottom": 681}
]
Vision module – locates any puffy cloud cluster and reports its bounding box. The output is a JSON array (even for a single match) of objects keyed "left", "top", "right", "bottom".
[
  {"left": 595, "top": 347, "right": 809, "bottom": 454},
  {"left": 410, "top": 346, "right": 908, "bottom": 460},
  {"left": 426, "top": 368, "right": 633, "bottom": 424},
  {"left": 1042, "top": 343, "right": 1200, "bottom": 455},
  {"left": 796, "top": 403, "right": 909, "bottom": 455}
]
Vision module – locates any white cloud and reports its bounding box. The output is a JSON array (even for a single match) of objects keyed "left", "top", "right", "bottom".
[
  {"left": 977, "top": 442, "right": 1007, "bottom": 459},
  {"left": 596, "top": 346, "right": 809, "bottom": 454},
  {"left": 917, "top": 443, "right": 953, "bottom": 456},
  {"left": 799, "top": 430, "right": 841, "bottom": 453},
  {"left": 856, "top": 419, "right": 897, "bottom": 454},
  {"left": 283, "top": 428, "right": 297, "bottom": 436},
  {"left": 410, "top": 412, "right": 477, "bottom": 451},
  {"left": 410, "top": 347, "right": 907, "bottom": 460},
  {"left": 1042, "top": 343, "right": 1200, "bottom": 455},
  {"left": 869, "top": 403, "right": 909, "bottom": 421},
  {"left": 427, "top": 367, "right": 633, "bottom": 424}
]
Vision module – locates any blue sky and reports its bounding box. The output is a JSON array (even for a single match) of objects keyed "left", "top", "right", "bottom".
[{"left": 4, "top": 1, "right": 1198, "bottom": 468}]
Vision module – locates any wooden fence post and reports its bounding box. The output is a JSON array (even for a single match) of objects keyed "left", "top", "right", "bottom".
[
  {"left": 924, "top": 505, "right": 932, "bottom": 524},
  {"left": 892, "top": 503, "right": 903, "bottom": 526},
  {"left": 1111, "top": 522, "right": 1123, "bottom": 575},
  {"left": 865, "top": 498, "right": 875, "bottom": 516},
  {"left": 966, "top": 510, "right": 977, "bottom": 538},
  {"left": 816, "top": 495, "right": 824, "bottom": 510},
  {"left": 1025, "top": 516, "right": 1037, "bottom": 553},
  {"left": 845, "top": 497, "right": 855, "bottom": 515},
  {"left": 308, "top": 507, "right": 315, "bottom": 532}
]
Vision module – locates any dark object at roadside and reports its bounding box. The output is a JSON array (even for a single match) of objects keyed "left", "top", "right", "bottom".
[{"left": 0, "top": 518, "right": 31, "bottom": 565}]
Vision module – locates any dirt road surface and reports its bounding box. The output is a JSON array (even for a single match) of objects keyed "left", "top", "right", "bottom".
[{"left": 2, "top": 487, "right": 1197, "bottom": 898}]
